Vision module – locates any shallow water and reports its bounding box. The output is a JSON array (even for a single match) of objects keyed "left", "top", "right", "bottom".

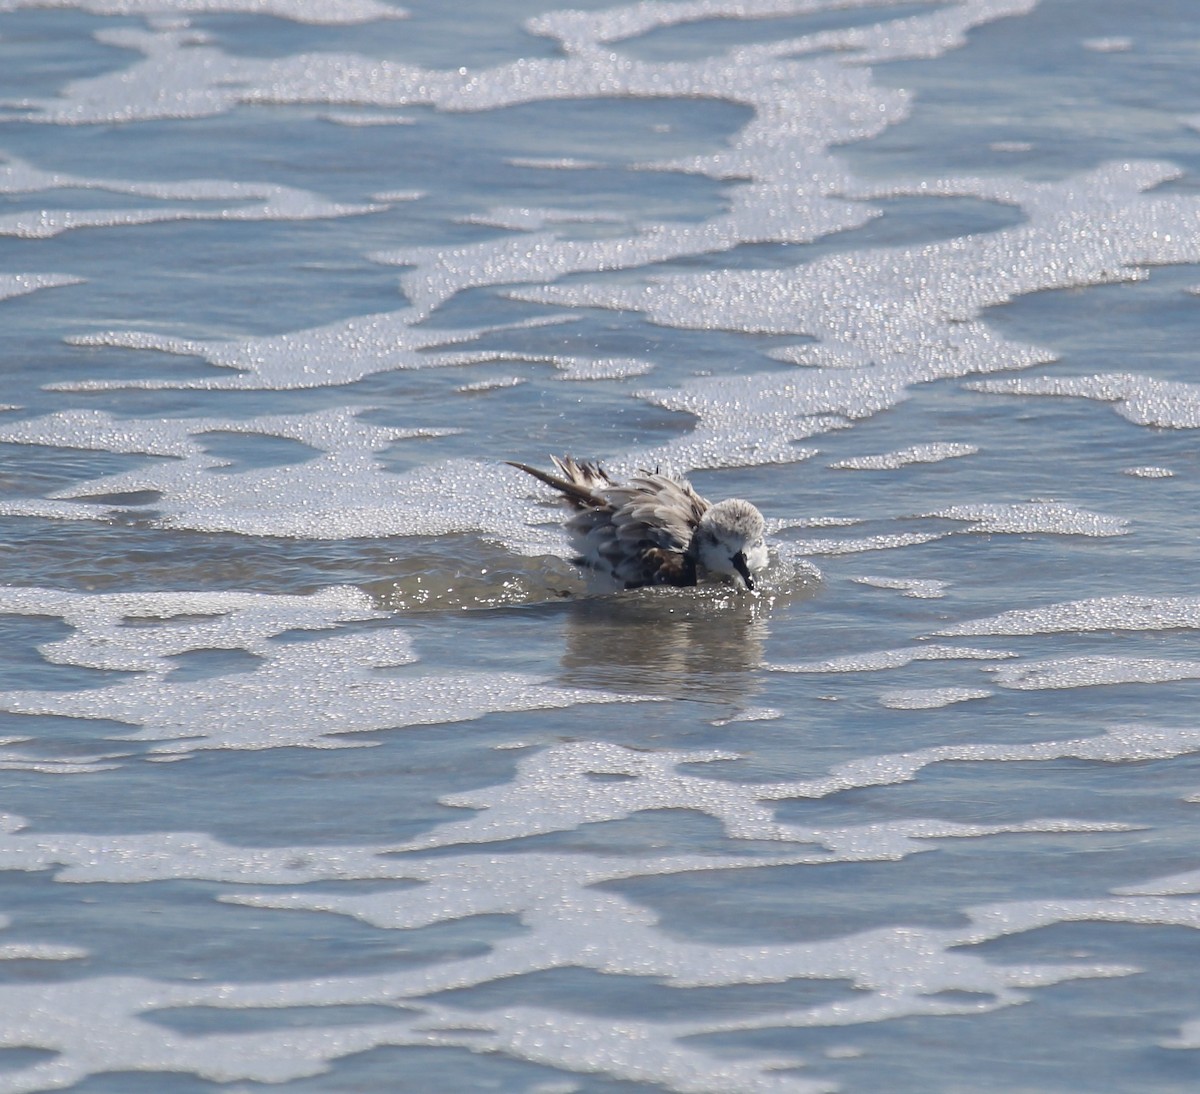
[{"left": 1, "top": 0, "right": 1200, "bottom": 1091}]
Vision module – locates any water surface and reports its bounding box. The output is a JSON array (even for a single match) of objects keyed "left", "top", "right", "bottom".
[{"left": 1, "top": 0, "right": 1200, "bottom": 1091}]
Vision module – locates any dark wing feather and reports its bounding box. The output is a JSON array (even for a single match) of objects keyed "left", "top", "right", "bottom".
[{"left": 632, "top": 546, "right": 696, "bottom": 588}]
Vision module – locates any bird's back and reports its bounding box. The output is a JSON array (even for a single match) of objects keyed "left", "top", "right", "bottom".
[
  {"left": 508, "top": 457, "right": 710, "bottom": 590},
  {"left": 570, "top": 471, "right": 710, "bottom": 589}
]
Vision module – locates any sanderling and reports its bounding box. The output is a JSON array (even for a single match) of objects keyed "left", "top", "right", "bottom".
[{"left": 508, "top": 455, "right": 768, "bottom": 592}]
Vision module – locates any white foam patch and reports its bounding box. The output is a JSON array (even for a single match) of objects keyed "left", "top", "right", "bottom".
[
  {"left": 0, "top": 0, "right": 406, "bottom": 20},
  {"left": 780, "top": 515, "right": 860, "bottom": 529},
  {"left": 1164, "top": 1018, "right": 1200, "bottom": 1051},
  {"left": 838, "top": 720, "right": 1195, "bottom": 782},
  {"left": 371, "top": 44, "right": 903, "bottom": 317},
  {"left": 0, "top": 941, "right": 87, "bottom": 960},
  {"left": 393, "top": 735, "right": 1156, "bottom": 851},
  {"left": 0, "top": 755, "right": 124, "bottom": 774},
  {"left": 711, "top": 706, "right": 782, "bottom": 726},
  {"left": 854, "top": 576, "right": 948, "bottom": 598},
  {"left": 622, "top": 370, "right": 892, "bottom": 470},
  {"left": 0, "top": 821, "right": 404, "bottom": 886},
  {"left": 505, "top": 156, "right": 603, "bottom": 170},
  {"left": 971, "top": 373, "right": 1200, "bottom": 429},
  {"left": 772, "top": 643, "right": 1014, "bottom": 674},
  {"left": 1115, "top": 871, "right": 1200, "bottom": 898},
  {"left": 0, "top": 799, "right": 1141, "bottom": 1091},
  {"left": 939, "top": 595, "right": 1200, "bottom": 637},
  {"left": 389, "top": 185, "right": 866, "bottom": 317},
  {"left": 529, "top": 0, "right": 1039, "bottom": 61},
  {"left": 0, "top": 408, "right": 565, "bottom": 547},
  {"left": 1, "top": 0, "right": 1195, "bottom": 1086},
  {"left": 991, "top": 656, "right": 1200, "bottom": 691},
  {"left": 0, "top": 711, "right": 1193, "bottom": 1089},
  {"left": 370, "top": 188, "right": 423, "bottom": 202},
  {"left": 928, "top": 502, "right": 1127, "bottom": 536},
  {"left": 0, "top": 800, "right": 1099, "bottom": 897},
  {"left": 7, "top": 2, "right": 1188, "bottom": 491},
  {"left": 0, "top": 883, "right": 1175, "bottom": 1094},
  {"left": 204, "top": 874, "right": 1200, "bottom": 1061},
  {"left": 327, "top": 112, "right": 416, "bottom": 126},
  {"left": 0, "top": 916, "right": 86, "bottom": 961},
  {"left": 0, "top": 272, "right": 84, "bottom": 300},
  {"left": 785, "top": 531, "right": 948, "bottom": 556},
  {"left": 455, "top": 375, "right": 527, "bottom": 393},
  {"left": 1081, "top": 36, "right": 1133, "bottom": 52},
  {"left": 515, "top": 156, "right": 1200, "bottom": 469},
  {"left": 0, "top": 584, "right": 383, "bottom": 672},
  {"left": 426, "top": 349, "right": 654, "bottom": 381},
  {"left": 830, "top": 442, "right": 977, "bottom": 470},
  {"left": 0, "top": 154, "right": 380, "bottom": 238},
  {"left": 0, "top": 406, "right": 222, "bottom": 457},
  {"left": 411, "top": 1006, "right": 832, "bottom": 1093},
  {"left": 527, "top": 0, "right": 891, "bottom": 51},
  {"left": 0, "top": 974, "right": 814, "bottom": 1092},
  {"left": 0, "top": 586, "right": 651, "bottom": 756},
  {"left": 56, "top": 313, "right": 568, "bottom": 392},
  {"left": 0, "top": 976, "right": 439, "bottom": 1092},
  {"left": 221, "top": 852, "right": 1142, "bottom": 1003},
  {"left": 556, "top": 355, "right": 655, "bottom": 380},
  {"left": 462, "top": 206, "right": 628, "bottom": 232},
  {"left": 878, "top": 687, "right": 993, "bottom": 709},
  {"left": 0, "top": 657, "right": 646, "bottom": 756},
  {"left": 1123, "top": 465, "right": 1174, "bottom": 478}
]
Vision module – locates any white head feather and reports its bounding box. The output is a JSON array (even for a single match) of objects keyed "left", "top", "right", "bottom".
[{"left": 693, "top": 498, "right": 768, "bottom": 589}]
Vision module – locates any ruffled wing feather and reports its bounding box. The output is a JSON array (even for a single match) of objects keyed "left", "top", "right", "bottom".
[
  {"left": 509, "top": 457, "right": 712, "bottom": 589},
  {"left": 571, "top": 472, "right": 710, "bottom": 588}
]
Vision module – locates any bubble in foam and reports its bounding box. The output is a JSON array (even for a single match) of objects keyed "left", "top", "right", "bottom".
[
  {"left": 991, "top": 656, "right": 1200, "bottom": 691},
  {"left": 830, "top": 442, "right": 977, "bottom": 470},
  {"left": 854, "top": 576, "right": 948, "bottom": 599},
  {"left": 58, "top": 311, "right": 566, "bottom": 392},
  {"left": 972, "top": 373, "right": 1200, "bottom": 430},
  {"left": 0, "top": 154, "right": 380, "bottom": 238},
  {"left": 772, "top": 643, "right": 1014, "bottom": 674},
  {"left": 939, "top": 595, "right": 1200, "bottom": 637},
  {"left": 428, "top": 349, "right": 654, "bottom": 382},
  {"left": 1123, "top": 466, "right": 1174, "bottom": 478},
  {"left": 786, "top": 531, "right": 949, "bottom": 556},
  {"left": 928, "top": 502, "right": 1127, "bottom": 537},
  {"left": 0, "top": 272, "right": 84, "bottom": 301},
  {"left": 0, "top": 0, "right": 409, "bottom": 21},
  {"left": 1081, "top": 36, "right": 1133, "bottom": 52},
  {"left": 878, "top": 687, "right": 993, "bottom": 709}
]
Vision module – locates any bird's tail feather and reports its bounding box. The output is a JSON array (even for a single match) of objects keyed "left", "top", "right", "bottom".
[{"left": 506, "top": 457, "right": 610, "bottom": 510}]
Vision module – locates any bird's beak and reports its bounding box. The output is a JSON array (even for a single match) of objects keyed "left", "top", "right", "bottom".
[{"left": 733, "top": 552, "right": 754, "bottom": 590}]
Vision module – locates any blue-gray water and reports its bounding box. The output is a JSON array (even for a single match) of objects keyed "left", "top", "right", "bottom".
[{"left": 1, "top": 1, "right": 1200, "bottom": 1091}]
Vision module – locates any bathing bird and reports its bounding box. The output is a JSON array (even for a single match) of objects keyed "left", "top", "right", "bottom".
[{"left": 508, "top": 455, "right": 768, "bottom": 592}]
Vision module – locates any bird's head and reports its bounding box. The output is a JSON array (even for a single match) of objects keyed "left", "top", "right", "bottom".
[{"left": 694, "top": 499, "right": 768, "bottom": 589}]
